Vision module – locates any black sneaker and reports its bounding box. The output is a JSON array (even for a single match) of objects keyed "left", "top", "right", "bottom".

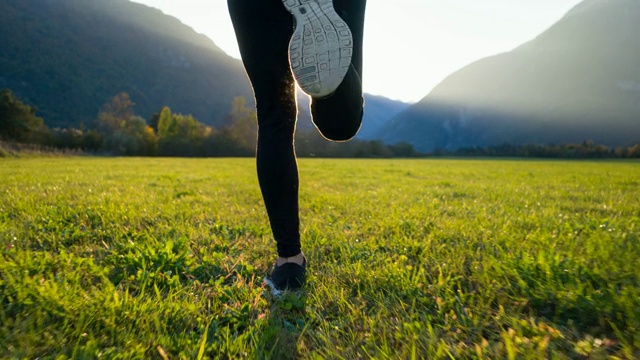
[
  {"left": 281, "top": 0, "right": 353, "bottom": 98},
  {"left": 264, "top": 257, "right": 307, "bottom": 296}
]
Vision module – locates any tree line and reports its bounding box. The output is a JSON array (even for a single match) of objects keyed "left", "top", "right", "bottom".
[
  {"left": 1, "top": 87, "right": 638, "bottom": 158},
  {"left": 0, "top": 88, "right": 420, "bottom": 158},
  {"left": 440, "top": 142, "right": 640, "bottom": 159}
]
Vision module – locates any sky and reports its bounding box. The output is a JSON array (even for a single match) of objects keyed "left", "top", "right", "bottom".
[{"left": 131, "top": 0, "right": 583, "bottom": 103}]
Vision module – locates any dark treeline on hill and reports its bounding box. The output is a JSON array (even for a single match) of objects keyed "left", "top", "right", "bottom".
[
  {"left": 0, "top": 0, "right": 252, "bottom": 129},
  {"left": 440, "top": 142, "right": 640, "bottom": 159},
  {"left": 2, "top": 87, "right": 639, "bottom": 159},
  {"left": 0, "top": 88, "right": 421, "bottom": 158}
]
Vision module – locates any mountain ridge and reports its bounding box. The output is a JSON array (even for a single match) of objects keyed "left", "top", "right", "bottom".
[
  {"left": 0, "top": 0, "right": 405, "bottom": 137},
  {"left": 0, "top": 0, "right": 252, "bottom": 127},
  {"left": 379, "top": 0, "right": 640, "bottom": 151}
]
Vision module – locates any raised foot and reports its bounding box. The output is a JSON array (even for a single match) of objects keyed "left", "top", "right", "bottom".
[{"left": 282, "top": 0, "right": 353, "bottom": 98}]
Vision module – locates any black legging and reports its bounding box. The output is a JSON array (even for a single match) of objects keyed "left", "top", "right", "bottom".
[{"left": 228, "top": 0, "right": 366, "bottom": 257}]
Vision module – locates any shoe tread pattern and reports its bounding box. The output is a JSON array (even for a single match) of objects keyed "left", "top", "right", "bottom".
[{"left": 282, "top": 0, "right": 353, "bottom": 97}]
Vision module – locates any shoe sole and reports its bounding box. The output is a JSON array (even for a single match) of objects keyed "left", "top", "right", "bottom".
[
  {"left": 281, "top": 0, "right": 353, "bottom": 98},
  {"left": 263, "top": 277, "right": 305, "bottom": 297},
  {"left": 263, "top": 277, "right": 285, "bottom": 296}
]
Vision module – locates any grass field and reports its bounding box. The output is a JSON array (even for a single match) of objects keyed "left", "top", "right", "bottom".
[{"left": 1, "top": 157, "right": 639, "bottom": 359}]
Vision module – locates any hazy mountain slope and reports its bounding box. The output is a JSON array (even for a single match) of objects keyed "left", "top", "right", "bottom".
[
  {"left": 379, "top": 0, "right": 640, "bottom": 151},
  {"left": 358, "top": 94, "right": 412, "bottom": 140},
  {"left": 0, "top": 0, "right": 252, "bottom": 127}
]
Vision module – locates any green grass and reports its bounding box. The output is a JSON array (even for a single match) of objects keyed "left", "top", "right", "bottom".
[{"left": 1, "top": 157, "right": 639, "bottom": 359}]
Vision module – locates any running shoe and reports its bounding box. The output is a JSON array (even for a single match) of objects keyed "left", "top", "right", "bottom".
[
  {"left": 281, "top": 0, "right": 353, "bottom": 98},
  {"left": 264, "top": 257, "right": 307, "bottom": 296}
]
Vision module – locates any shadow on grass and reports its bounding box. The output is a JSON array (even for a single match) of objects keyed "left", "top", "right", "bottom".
[{"left": 257, "top": 290, "right": 308, "bottom": 359}]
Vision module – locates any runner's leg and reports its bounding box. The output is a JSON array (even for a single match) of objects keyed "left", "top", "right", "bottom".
[{"left": 228, "top": 0, "right": 301, "bottom": 258}]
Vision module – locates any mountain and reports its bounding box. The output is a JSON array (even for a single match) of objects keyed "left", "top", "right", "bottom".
[
  {"left": 295, "top": 91, "right": 411, "bottom": 139},
  {"left": 0, "top": 0, "right": 252, "bottom": 128},
  {"left": 357, "top": 94, "right": 412, "bottom": 140},
  {"left": 379, "top": 0, "right": 640, "bottom": 152},
  {"left": 0, "top": 0, "right": 406, "bottom": 135}
]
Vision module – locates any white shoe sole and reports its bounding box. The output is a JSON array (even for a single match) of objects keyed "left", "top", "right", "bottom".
[
  {"left": 263, "top": 277, "right": 306, "bottom": 297},
  {"left": 263, "top": 277, "right": 284, "bottom": 297},
  {"left": 281, "top": 0, "right": 353, "bottom": 98}
]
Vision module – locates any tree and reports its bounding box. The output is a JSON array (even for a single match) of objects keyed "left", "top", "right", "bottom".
[
  {"left": 223, "top": 97, "right": 257, "bottom": 152},
  {"left": 156, "top": 106, "right": 175, "bottom": 138},
  {"left": 94, "top": 93, "right": 161, "bottom": 155},
  {"left": 96, "top": 92, "right": 135, "bottom": 134},
  {"left": 149, "top": 111, "right": 161, "bottom": 133},
  {"left": 0, "top": 88, "right": 45, "bottom": 143},
  {"left": 389, "top": 141, "right": 419, "bottom": 157},
  {"left": 107, "top": 116, "right": 157, "bottom": 155},
  {"left": 156, "top": 107, "right": 213, "bottom": 156}
]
